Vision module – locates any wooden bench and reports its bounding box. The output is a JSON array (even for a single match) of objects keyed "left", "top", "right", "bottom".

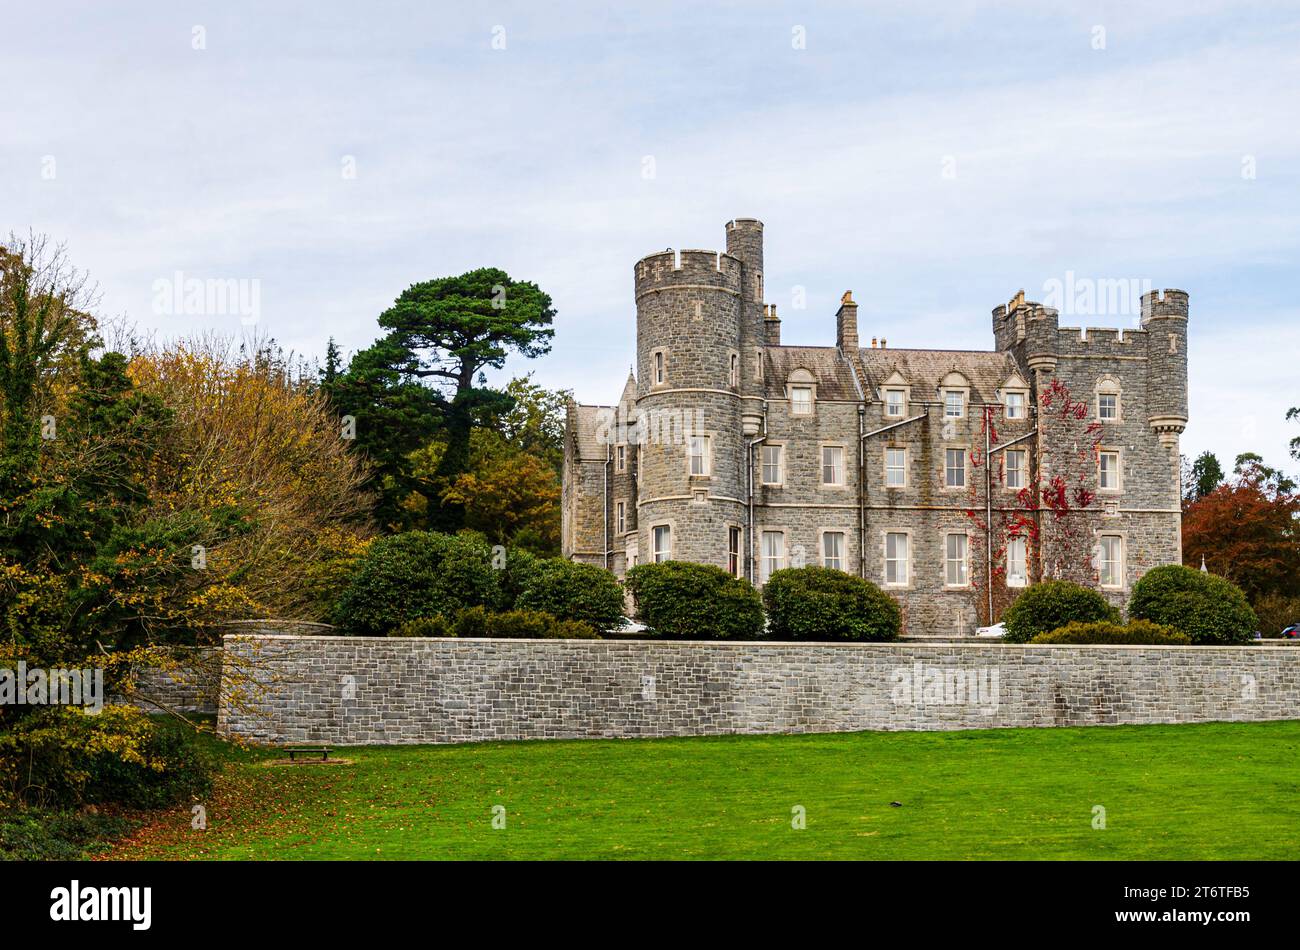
[{"left": 285, "top": 745, "right": 331, "bottom": 761}]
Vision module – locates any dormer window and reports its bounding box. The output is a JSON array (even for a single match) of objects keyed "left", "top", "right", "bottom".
[
  {"left": 944, "top": 390, "right": 965, "bottom": 418},
  {"left": 787, "top": 368, "right": 816, "bottom": 416},
  {"left": 1004, "top": 391, "right": 1025, "bottom": 419},
  {"left": 885, "top": 389, "right": 905, "bottom": 417}
]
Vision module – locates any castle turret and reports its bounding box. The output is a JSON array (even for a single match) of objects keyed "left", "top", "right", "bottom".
[
  {"left": 725, "top": 218, "right": 767, "bottom": 435},
  {"left": 1141, "top": 289, "right": 1189, "bottom": 449},
  {"left": 632, "top": 225, "right": 750, "bottom": 571},
  {"left": 1022, "top": 299, "right": 1060, "bottom": 377}
]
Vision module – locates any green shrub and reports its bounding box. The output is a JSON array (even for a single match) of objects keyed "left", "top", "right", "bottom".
[
  {"left": 1128, "top": 564, "right": 1258, "bottom": 645},
  {"left": 515, "top": 559, "right": 625, "bottom": 630},
  {"left": 331, "top": 531, "right": 499, "bottom": 635},
  {"left": 1002, "top": 580, "right": 1119, "bottom": 643},
  {"left": 1251, "top": 592, "right": 1300, "bottom": 637},
  {"left": 452, "top": 606, "right": 598, "bottom": 639},
  {"left": 1031, "top": 619, "right": 1191, "bottom": 645},
  {"left": 453, "top": 605, "right": 490, "bottom": 638},
  {"left": 0, "top": 809, "right": 134, "bottom": 860},
  {"left": 482, "top": 608, "right": 554, "bottom": 639},
  {"left": 0, "top": 707, "right": 214, "bottom": 810},
  {"left": 624, "top": 561, "right": 763, "bottom": 640},
  {"left": 392, "top": 615, "right": 454, "bottom": 638},
  {"left": 763, "top": 567, "right": 900, "bottom": 642},
  {"left": 494, "top": 547, "right": 546, "bottom": 610}
]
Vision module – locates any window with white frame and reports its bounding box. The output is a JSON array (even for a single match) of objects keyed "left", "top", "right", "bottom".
[
  {"left": 790, "top": 386, "right": 813, "bottom": 415},
  {"left": 1004, "top": 391, "right": 1026, "bottom": 419},
  {"left": 1097, "top": 380, "right": 1120, "bottom": 421},
  {"left": 616, "top": 501, "right": 626, "bottom": 535},
  {"left": 1098, "top": 534, "right": 1124, "bottom": 588},
  {"left": 1006, "top": 536, "right": 1028, "bottom": 587},
  {"left": 944, "top": 390, "right": 965, "bottom": 418},
  {"left": 615, "top": 444, "right": 626, "bottom": 472},
  {"left": 761, "top": 444, "right": 782, "bottom": 485},
  {"left": 652, "top": 525, "right": 671, "bottom": 563},
  {"left": 822, "top": 532, "right": 845, "bottom": 571},
  {"left": 885, "top": 389, "right": 905, "bottom": 417},
  {"left": 945, "top": 533, "right": 969, "bottom": 587},
  {"left": 760, "top": 531, "right": 785, "bottom": 583},
  {"left": 688, "top": 435, "right": 710, "bottom": 476},
  {"left": 728, "top": 526, "right": 741, "bottom": 577},
  {"left": 1005, "top": 448, "right": 1025, "bottom": 489},
  {"left": 886, "top": 447, "right": 907, "bottom": 487},
  {"left": 945, "top": 448, "right": 966, "bottom": 488},
  {"left": 1099, "top": 450, "right": 1120, "bottom": 491},
  {"left": 821, "top": 446, "right": 844, "bottom": 485},
  {"left": 884, "top": 532, "right": 909, "bottom": 586},
  {"left": 654, "top": 351, "right": 665, "bottom": 385}
]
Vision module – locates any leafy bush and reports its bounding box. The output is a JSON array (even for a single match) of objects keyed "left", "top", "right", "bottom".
[
  {"left": 1031, "top": 620, "right": 1191, "bottom": 645},
  {"left": 0, "top": 707, "right": 214, "bottom": 810},
  {"left": 452, "top": 606, "right": 598, "bottom": 639},
  {"left": 494, "top": 547, "right": 546, "bottom": 610},
  {"left": 515, "top": 559, "right": 625, "bottom": 630},
  {"left": 392, "top": 615, "right": 454, "bottom": 637},
  {"left": 1128, "top": 564, "right": 1258, "bottom": 645},
  {"left": 624, "top": 561, "right": 763, "bottom": 640},
  {"left": 0, "top": 809, "right": 134, "bottom": 860},
  {"left": 1251, "top": 593, "right": 1300, "bottom": 637},
  {"left": 762, "top": 567, "right": 900, "bottom": 642},
  {"left": 1002, "top": 580, "right": 1119, "bottom": 643},
  {"left": 331, "top": 531, "right": 499, "bottom": 635}
]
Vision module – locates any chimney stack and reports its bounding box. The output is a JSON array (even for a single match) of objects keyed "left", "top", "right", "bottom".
[
  {"left": 764, "top": 303, "right": 781, "bottom": 345},
  {"left": 836, "top": 291, "right": 859, "bottom": 352}
]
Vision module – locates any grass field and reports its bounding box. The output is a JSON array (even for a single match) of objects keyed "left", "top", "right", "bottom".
[{"left": 106, "top": 721, "right": 1300, "bottom": 860}]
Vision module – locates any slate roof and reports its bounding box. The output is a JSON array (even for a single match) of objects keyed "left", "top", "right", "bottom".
[
  {"left": 854, "top": 348, "right": 1020, "bottom": 404},
  {"left": 763, "top": 346, "right": 861, "bottom": 400},
  {"left": 569, "top": 403, "right": 616, "bottom": 460}
]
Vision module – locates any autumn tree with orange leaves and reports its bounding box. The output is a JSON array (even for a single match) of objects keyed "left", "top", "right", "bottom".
[{"left": 1183, "top": 462, "right": 1300, "bottom": 604}]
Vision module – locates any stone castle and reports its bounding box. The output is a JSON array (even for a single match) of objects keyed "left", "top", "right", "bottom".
[{"left": 562, "top": 218, "right": 1188, "bottom": 634}]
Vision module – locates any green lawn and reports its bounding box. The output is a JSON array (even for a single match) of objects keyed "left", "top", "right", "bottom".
[{"left": 109, "top": 721, "right": 1300, "bottom": 860}]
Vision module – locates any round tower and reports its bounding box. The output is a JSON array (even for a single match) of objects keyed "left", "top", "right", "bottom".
[
  {"left": 632, "top": 235, "right": 747, "bottom": 572},
  {"left": 1141, "top": 288, "right": 1190, "bottom": 449}
]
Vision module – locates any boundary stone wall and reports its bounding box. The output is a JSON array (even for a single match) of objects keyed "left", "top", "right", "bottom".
[{"left": 217, "top": 635, "right": 1300, "bottom": 745}]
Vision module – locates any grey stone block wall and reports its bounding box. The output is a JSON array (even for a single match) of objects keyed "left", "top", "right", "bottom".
[{"left": 218, "top": 634, "right": 1300, "bottom": 746}]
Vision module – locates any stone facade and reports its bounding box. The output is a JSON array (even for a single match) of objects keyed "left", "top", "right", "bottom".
[
  {"left": 218, "top": 634, "right": 1298, "bottom": 745},
  {"left": 562, "top": 218, "right": 1189, "bottom": 634}
]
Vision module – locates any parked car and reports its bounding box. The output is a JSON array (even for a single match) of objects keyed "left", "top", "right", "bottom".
[
  {"left": 976, "top": 622, "right": 1006, "bottom": 638},
  {"left": 1280, "top": 623, "right": 1300, "bottom": 639}
]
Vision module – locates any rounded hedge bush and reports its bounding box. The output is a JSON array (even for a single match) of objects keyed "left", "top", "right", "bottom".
[
  {"left": 1128, "top": 564, "right": 1258, "bottom": 645},
  {"left": 452, "top": 605, "right": 598, "bottom": 639},
  {"left": 624, "top": 561, "right": 763, "bottom": 640},
  {"left": 331, "top": 531, "right": 499, "bottom": 635},
  {"left": 762, "top": 566, "right": 900, "bottom": 642},
  {"left": 1031, "top": 619, "right": 1190, "bottom": 645},
  {"left": 1002, "top": 579, "right": 1119, "bottom": 643},
  {"left": 515, "top": 559, "right": 625, "bottom": 631}
]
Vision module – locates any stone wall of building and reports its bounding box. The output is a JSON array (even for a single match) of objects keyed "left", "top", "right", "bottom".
[{"left": 218, "top": 634, "right": 1299, "bottom": 745}]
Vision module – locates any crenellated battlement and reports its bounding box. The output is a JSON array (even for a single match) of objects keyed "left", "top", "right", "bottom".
[
  {"left": 1141, "top": 288, "right": 1189, "bottom": 322},
  {"left": 1056, "top": 326, "right": 1149, "bottom": 358},
  {"left": 634, "top": 248, "right": 742, "bottom": 296}
]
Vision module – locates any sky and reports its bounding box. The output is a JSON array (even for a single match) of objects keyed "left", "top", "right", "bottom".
[{"left": 3, "top": 1, "right": 1299, "bottom": 472}]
